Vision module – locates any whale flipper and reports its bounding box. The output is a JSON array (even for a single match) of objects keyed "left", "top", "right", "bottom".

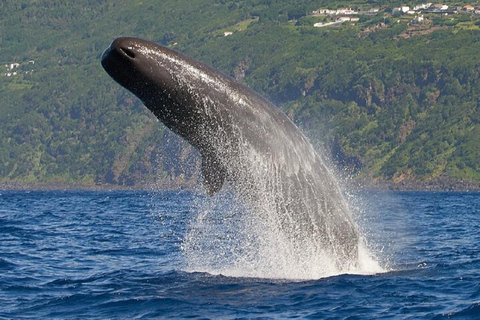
[{"left": 201, "top": 153, "right": 226, "bottom": 196}]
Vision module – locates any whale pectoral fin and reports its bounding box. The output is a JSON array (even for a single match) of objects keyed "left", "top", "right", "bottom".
[{"left": 201, "top": 154, "right": 226, "bottom": 196}]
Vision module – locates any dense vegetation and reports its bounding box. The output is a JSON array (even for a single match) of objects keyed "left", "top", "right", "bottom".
[{"left": 1, "top": 0, "right": 480, "bottom": 188}]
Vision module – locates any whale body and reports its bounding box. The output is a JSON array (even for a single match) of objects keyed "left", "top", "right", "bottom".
[{"left": 101, "top": 37, "right": 360, "bottom": 271}]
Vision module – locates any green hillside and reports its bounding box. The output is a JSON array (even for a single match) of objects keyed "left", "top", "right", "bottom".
[{"left": 1, "top": 0, "right": 480, "bottom": 189}]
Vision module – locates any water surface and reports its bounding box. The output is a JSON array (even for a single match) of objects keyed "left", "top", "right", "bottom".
[{"left": 1, "top": 190, "right": 479, "bottom": 318}]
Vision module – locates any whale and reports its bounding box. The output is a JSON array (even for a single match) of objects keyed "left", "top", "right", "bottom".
[{"left": 101, "top": 37, "right": 360, "bottom": 271}]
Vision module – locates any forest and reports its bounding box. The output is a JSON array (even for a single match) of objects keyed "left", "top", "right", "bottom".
[{"left": 1, "top": 0, "right": 480, "bottom": 188}]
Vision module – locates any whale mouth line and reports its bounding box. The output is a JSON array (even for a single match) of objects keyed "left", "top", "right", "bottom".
[{"left": 119, "top": 47, "right": 136, "bottom": 59}]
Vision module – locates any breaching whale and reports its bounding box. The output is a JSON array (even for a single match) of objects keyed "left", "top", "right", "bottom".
[{"left": 101, "top": 37, "right": 360, "bottom": 271}]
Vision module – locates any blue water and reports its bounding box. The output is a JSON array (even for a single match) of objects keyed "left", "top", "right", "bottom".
[{"left": 1, "top": 190, "right": 479, "bottom": 319}]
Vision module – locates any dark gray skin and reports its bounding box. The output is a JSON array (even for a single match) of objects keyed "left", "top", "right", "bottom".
[{"left": 101, "top": 37, "right": 360, "bottom": 270}]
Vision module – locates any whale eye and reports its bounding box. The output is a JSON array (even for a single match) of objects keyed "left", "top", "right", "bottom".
[{"left": 121, "top": 47, "right": 136, "bottom": 59}]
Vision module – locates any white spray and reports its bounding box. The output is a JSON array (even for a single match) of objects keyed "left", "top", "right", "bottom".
[{"left": 139, "top": 43, "right": 383, "bottom": 279}]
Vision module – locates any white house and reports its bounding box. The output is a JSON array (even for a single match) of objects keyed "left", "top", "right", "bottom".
[
  {"left": 393, "top": 6, "right": 410, "bottom": 14},
  {"left": 312, "top": 8, "right": 335, "bottom": 15},
  {"left": 433, "top": 4, "right": 449, "bottom": 10},
  {"left": 336, "top": 7, "right": 357, "bottom": 15},
  {"left": 413, "top": 3, "right": 432, "bottom": 11},
  {"left": 411, "top": 15, "right": 425, "bottom": 24}
]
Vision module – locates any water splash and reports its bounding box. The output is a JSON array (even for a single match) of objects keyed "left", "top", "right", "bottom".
[
  {"left": 181, "top": 187, "right": 383, "bottom": 280},
  {"left": 176, "top": 95, "right": 384, "bottom": 279},
  {"left": 158, "top": 52, "right": 385, "bottom": 279},
  {"left": 135, "top": 40, "right": 384, "bottom": 279}
]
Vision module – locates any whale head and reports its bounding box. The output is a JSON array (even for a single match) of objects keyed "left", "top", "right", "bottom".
[
  {"left": 102, "top": 38, "right": 171, "bottom": 104},
  {"left": 101, "top": 37, "right": 210, "bottom": 140},
  {"left": 101, "top": 37, "right": 234, "bottom": 193}
]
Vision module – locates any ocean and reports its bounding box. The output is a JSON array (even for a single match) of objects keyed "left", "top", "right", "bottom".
[{"left": 0, "top": 189, "right": 479, "bottom": 319}]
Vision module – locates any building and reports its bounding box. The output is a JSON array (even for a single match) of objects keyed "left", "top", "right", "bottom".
[
  {"left": 393, "top": 6, "right": 410, "bottom": 14},
  {"left": 7, "top": 63, "right": 20, "bottom": 70},
  {"left": 411, "top": 15, "right": 425, "bottom": 24},
  {"left": 312, "top": 8, "right": 336, "bottom": 15},
  {"left": 413, "top": 3, "right": 432, "bottom": 11},
  {"left": 433, "top": 4, "right": 449, "bottom": 10},
  {"left": 336, "top": 7, "right": 357, "bottom": 15}
]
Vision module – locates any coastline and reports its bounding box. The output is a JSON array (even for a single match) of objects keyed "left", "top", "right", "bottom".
[
  {"left": 347, "top": 178, "right": 480, "bottom": 192},
  {"left": 1, "top": 178, "right": 480, "bottom": 192},
  {"left": 0, "top": 181, "right": 192, "bottom": 192}
]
